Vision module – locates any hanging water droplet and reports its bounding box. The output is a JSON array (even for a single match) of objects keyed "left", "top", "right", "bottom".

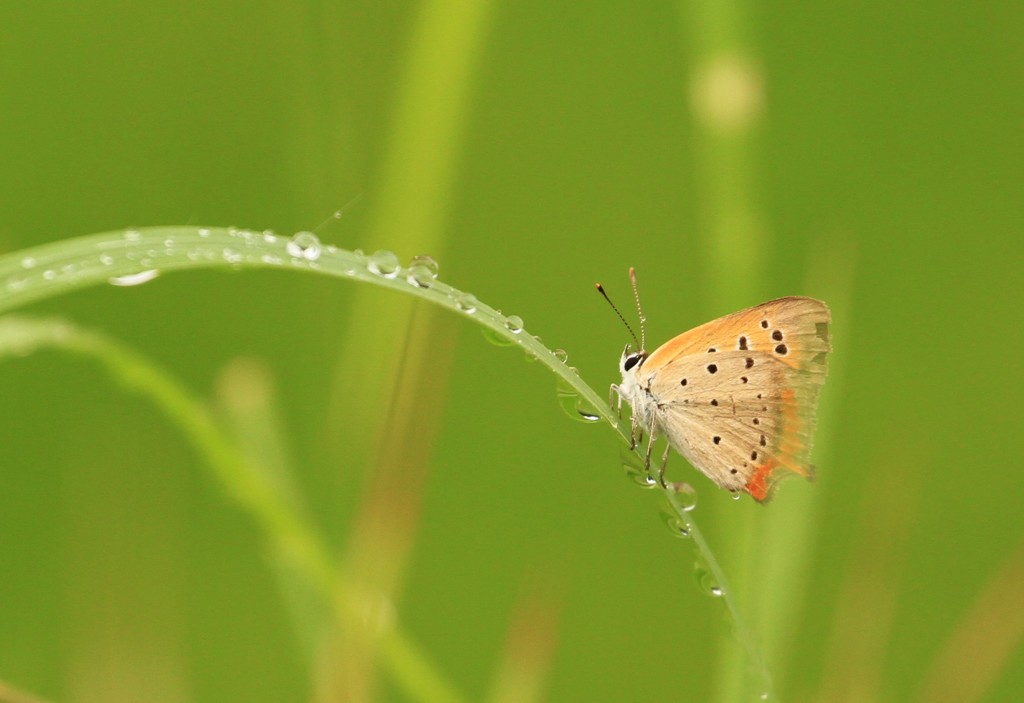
[
  {"left": 731, "top": 492, "right": 742, "bottom": 501},
  {"left": 668, "top": 482, "right": 698, "bottom": 512},
  {"left": 368, "top": 249, "right": 400, "bottom": 278},
  {"left": 503, "top": 315, "right": 524, "bottom": 334},
  {"left": 109, "top": 270, "right": 160, "bottom": 287},
  {"left": 695, "top": 567, "right": 723, "bottom": 597},
  {"left": 628, "top": 468, "right": 657, "bottom": 488},
  {"left": 481, "top": 326, "right": 515, "bottom": 347},
  {"left": 406, "top": 254, "right": 439, "bottom": 287},
  {"left": 454, "top": 292, "right": 477, "bottom": 313},
  {"left": 286, "top": 231, "right": 322, "bottom": 261},
  {"left": 555, "top": 377, "right": 601, "bottom": 423},
  {"left": 21, "top": 257, "right": 37, "bottom": 270},
  {"left": 659, "top": 501, "right": 691, "bottom": 538},
  {"left": 621, "top": 452, "right": 656, "bottom": 488},
  {"left": 553, "top": 349, "right": 568, "bottom": 363}
]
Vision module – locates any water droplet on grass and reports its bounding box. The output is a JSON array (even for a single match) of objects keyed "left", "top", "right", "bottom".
[
  {"left": 406, "top": 255, "right": 439, "bottom": 287},
  {"left": 21, "top": 257, "right": 36, "bottom": 269},
  {"left": 109, "top": 270, "right": 160, "bottom": 287},
  {"left": 504, "top": 315, "right": 524, "bottom": 333},
  {"left": 286, "top": 231, "right": 322, "bottom": 261},
  {"left": 695, "top": 567, "right": 724, "bottom": 597},
  {"left": 555, "top": 377, "right": 601, "bottom": 423},
  {"left": 368, "top": 250, "right": 400, "bottom": 278},
  {"left": 668, "top": 482, "right": 698, "bottom": 511},
  {"left": 659, "top": 502, "right": 691, "bottom": 538},
  {"left": 481, "top": 327, "right": 515, "bottom": 347},
  {"left": 454, "top": 292, "right": 477, "bottom": 313}
]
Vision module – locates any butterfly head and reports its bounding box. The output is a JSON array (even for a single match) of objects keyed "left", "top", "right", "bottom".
[{"left": 619, "top": 345, "right": 647, "bottom": 375}]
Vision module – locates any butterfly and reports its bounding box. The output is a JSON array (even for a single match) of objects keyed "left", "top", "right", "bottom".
[{"left": 599, "top": 269, "right": 831, "bottom": 502}]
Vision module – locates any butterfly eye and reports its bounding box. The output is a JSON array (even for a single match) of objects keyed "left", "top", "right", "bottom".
[{"left": 623, "top": 353, "right": 644, "bottom": 372}]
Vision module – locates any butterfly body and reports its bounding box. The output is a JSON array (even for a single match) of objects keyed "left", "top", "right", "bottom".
[{"left": 613, "top": 296, "right": 831, "bottom": 502}]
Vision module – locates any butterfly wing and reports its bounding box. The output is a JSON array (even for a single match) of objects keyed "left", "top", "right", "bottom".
[{"left": 637, "top": 297, "right": 830, "bottom": 501}]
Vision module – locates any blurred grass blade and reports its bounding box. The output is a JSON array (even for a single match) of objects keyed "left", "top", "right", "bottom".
[
  {"left": 321, "top": 306, "right": 457, "bottom": 702},
  {"left": 319, "top": 0, "right": 494, "bottom": 697},
  {"left": 681, "top": 0, "right": 770, "bottom": 699},
  {"left": 215, "top": 358, "right": 328, "bottom": 664},
  {"left": 0, "top": 679, "right": 50, "bottom": 703},
  {"left": 914, "top": 541, "right": 1024, "bottom": 703},
  {"left": 324, "top": 0, "right": 494, "bottom": 473},
  {"left": 755, "top": 242, "right": 856, "bottom": 691},
  {"left": 0, "top": 316, "right": 464, "bottom": 703},
  {"left": 487, "top": 582, "right": 561, "bottom": 703},
  {"left": 815, "top": 448, "right": 922, "bottom": 703}
]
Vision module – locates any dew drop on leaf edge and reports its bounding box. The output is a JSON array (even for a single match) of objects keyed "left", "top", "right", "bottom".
[
  {"left": 668, "top": 482, "right": 697, "bottom": 512},
  {"left": 454, "top": 292, "right": 477, "bottom": 313},
  {"left": 368, "top": 249, "right": 400, "bottom": 278},
  {"left": 503, "top": 314, "right": 524, "bottom": 334},
  {"left": 286, "top": 231, "right": 322, "bottom": 261},
  {"left": 406, "top": 254, "right": 439, "bottom": 287}
]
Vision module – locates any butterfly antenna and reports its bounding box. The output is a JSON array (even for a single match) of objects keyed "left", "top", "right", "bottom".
[
  {"left": 596, "top": 282, "right": 642, "bottom": 351},
  {"left": 628, "top": 267, "right": 647, "bottom": 351}
]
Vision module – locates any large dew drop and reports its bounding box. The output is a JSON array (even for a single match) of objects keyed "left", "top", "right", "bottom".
[
  {"left": 454, "top": 292, "right": 477, "bottom": 313},
  {"left": 555, "top": 377, "right": 601, "bottom": 423},
  {"left": 406, "top": 254, "right": 439, "bottom": 288},
  {"left": 368, "top": 250, "right": 400, "bottom": 278},
  {"left": 668, "top": 482, "right": 697, "bottom": 512},
  {"left": 286, "top": 231, "right": 322, "bottom": 261}
]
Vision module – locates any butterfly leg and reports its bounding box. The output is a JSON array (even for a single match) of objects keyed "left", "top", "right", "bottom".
[
  {"left": 657, "top": 442, "right": 671, "bottom": 488},
  {"left": 630, "top": 419, "right": 643, "bottom": 451},
  {"left": 608, "top": 384, "right": 623, "bottom": 420}
]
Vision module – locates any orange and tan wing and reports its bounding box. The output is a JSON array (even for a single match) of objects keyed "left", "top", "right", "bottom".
[{"left": 641, "top": 297, "right": 831, "bottom": 501}]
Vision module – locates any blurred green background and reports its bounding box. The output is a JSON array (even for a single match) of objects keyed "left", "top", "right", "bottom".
[{"left": 1, "top": 2, "right": 1022, "bottom": 702}]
